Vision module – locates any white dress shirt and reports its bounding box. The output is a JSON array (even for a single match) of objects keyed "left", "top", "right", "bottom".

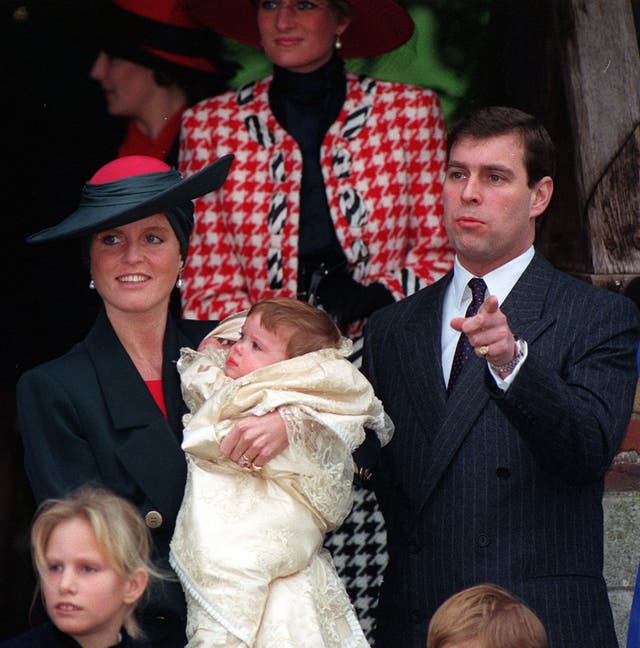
[{"left": 442, "top": 248, "right": 533, "bottom": 390}]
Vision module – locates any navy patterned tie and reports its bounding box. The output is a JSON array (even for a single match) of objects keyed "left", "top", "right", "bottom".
[{"left": 447, "top": 277, "right": 487, "bottom": 393}]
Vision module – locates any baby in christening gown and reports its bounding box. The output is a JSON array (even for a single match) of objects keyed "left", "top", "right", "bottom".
[{"left": 169, "top": 298, "right": 393, "bottom": 648}]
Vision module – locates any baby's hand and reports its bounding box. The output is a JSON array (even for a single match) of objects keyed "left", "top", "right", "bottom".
[{"left": 197, "top": 336, "right": 231, "bottom": 352}]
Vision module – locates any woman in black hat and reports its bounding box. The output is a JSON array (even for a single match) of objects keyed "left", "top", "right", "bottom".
[
  {"left": 16, "top": 154, "right": 289, "bottom": 647},
  {"left": 90, "top": 0, "right": 237, "bottom": 166}
]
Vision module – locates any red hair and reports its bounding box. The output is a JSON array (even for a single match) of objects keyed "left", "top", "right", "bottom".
[{"left": 248, "top": 298, "right": 341, "bottom": 358}]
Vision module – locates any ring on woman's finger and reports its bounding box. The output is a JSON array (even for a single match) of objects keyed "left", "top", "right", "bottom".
[
  {"left": 238, "top": 454, "right": 252, "bottom": 469},
  {"left": 251, "top": 463, "right": 263, "bottom": 472},
  {"left": 478, "top": 345, "right": 490, "bottom": 357}
]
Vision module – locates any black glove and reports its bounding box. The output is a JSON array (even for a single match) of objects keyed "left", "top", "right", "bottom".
[{"left": 315, "top": 273, "right": 394, "bottom": 330}]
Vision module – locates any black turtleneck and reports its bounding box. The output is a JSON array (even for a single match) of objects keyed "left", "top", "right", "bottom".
[{"left": 269, "top": 55, "right": 348, "bottom": 295}]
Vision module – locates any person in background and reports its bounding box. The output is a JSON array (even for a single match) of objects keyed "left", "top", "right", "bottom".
[
  {"left": 0, "top": 486, "right": 155, "bottom": 648},
  {"left": 177, "top": 0, "right": 453, "bottom": 634},
  {"left": 426, "top": 583, "right": 547, "bottom": 648},
  {"left": 363, "top": 106, "right": 639, "bottom": 647},
  {"left": 90, "top": 0, "right": 237, "bottom": 166},
  {"left": 178, "top": 0, "right": 452, "bottom": 345},
  {"left": 16, "top": 153, "right": 289, "bottom": 647}
]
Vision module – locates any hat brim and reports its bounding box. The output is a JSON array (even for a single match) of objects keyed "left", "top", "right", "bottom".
[
  {"left": 185, "top": 0, "right": 414, "bottom": 59},
  {"left": 27, "top": 154, "right": 234, "bottom": 243}
]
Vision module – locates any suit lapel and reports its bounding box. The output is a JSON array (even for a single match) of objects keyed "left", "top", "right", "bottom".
[
  {"left": 394, "top": 274, "right": 450, "bottom": 437},
  {"left": 162, "top": 316, "right": 192, "bottom": 437},
  {"left": 85, "top": 311, "right": 187, "bottom": 518},
  {"left": 415, "top": 253, "right": 558, "bottom": 511}
]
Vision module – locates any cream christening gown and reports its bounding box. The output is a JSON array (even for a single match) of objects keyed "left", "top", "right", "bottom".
[{"left": 169, "top": 315, "right": 393, "bottom": 648}]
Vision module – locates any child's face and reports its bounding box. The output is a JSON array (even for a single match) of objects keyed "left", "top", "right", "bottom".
[
  {"left": 225, "top": 313, "right": 290, "bottom": 379},
  {"left": 41, "top": 516, "right": 143, "bottom": 647}
]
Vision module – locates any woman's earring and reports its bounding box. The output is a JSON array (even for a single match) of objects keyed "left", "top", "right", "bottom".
[
  {"left": 89, "top": 279, "right": 95, "bottom": 290},
  {"left": 335, "top": 34, "right": 342, "bottom": 51},
  {"left": 176, "top": 267, "right": 184, "bottom": 289}
]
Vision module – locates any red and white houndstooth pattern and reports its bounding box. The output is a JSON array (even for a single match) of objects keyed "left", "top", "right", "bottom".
[{"left": 179, "top": 73, "right": 453, "bottom": 320}]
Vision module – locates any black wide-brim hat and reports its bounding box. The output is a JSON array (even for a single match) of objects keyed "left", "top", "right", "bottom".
[
  {"left": 184, "top": 0, "right": 414, "bottom": 59},
  {"left": 93, "top": 0, "right": 226, "bottom": 84},
  {"left": 27, "top": 154, "right": 234, "bottom": 245}
]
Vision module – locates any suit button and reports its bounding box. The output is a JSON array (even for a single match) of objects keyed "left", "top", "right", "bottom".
[
  {"left": 496, "top": 466, "right": 511, "bottom": 479},
  {"left": 477, "top": 532, "right": 490, "bottom": 547},
  {"left": 145, "top": 510, "right": 163, "bottom": 529}
]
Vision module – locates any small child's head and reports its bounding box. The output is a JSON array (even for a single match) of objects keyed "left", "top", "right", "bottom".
[
  {"left": 426, "top": 583, "right": 547, "bottom": 648},
  {"left": 225, "top": 298, "right": 342, "bottom": 379},
  {"left": 31, "top": 486, "right": 156, "bottom": 647}
]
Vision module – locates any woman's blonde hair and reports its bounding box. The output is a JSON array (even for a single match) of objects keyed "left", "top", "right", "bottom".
[
  {"left": 427, "top": 583, "right": 547, "bottom": 648},
  {"left": 248, "top": 297, "right": 342, "bottom": 358},
  {"left": 31, "top": 486, "right": 161, "bottom": 639}
]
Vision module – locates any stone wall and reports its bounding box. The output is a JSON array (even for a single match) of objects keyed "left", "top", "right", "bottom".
[{"left": 605, "top": 382, "right": 640, "bottom": 645}]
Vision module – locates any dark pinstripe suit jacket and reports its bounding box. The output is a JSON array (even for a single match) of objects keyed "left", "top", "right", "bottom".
[{"left": 364, "top": 252, "right": 639, "bottom": 648}]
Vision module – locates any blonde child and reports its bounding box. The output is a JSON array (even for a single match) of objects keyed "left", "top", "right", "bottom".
[
  {"left": 1, "top": 487, "right": 157, "bottom": 648},
  {"left": 426, "top": 583, "right": 547, "bottom": 648},
  {"left": 170, "top": 298, "right": 393, "bottom": 647}
]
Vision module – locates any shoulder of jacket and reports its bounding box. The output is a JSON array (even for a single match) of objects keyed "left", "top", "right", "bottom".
[
  {"left": 178, "top": 319, "right": 218, "bottom": 347},
  {"left": 348, "top": 73, "right": 437, "bottom": 100},
  {"left": 18, "top": 339, "right": 89, "bottom": 384},
  {"left": 184, "top": 87, "right": 239, "bottom": 116}
]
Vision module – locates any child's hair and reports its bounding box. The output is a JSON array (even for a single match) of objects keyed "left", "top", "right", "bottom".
[
  {"left": 31, "top": 485, "right": 161, "bottom": 639},
  {"left": 248, "top": 298, "right": 342, "bottom": 358},
  {"left": 426, "top": 583, "right": 547, "bottom": 648}
]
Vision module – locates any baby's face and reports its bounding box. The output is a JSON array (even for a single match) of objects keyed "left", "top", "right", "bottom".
[{"left": 225, "top": 313, "right": 290, "bottom": 379}]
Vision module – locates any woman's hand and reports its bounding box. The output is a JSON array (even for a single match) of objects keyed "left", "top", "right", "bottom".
[
  {"left": 220, "top": 410, "right": 288, "bottom": 469},
  {"left": 316, "top": 274, "right": 394, "bottom": 330}
]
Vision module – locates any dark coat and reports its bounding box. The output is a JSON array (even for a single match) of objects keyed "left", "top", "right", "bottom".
[
  {"left": 364, "top": 252, "right": 639, "bottom": 648},
  {"left": 16, "top": 310, "right": 213, "bottom": 647},
  {"left": 0, "top": 623, "right": 150, "bottom": 647}
]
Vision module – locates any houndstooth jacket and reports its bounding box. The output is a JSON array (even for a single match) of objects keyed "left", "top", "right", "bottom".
[{"left": 178, "top": 72, "right": 453, "bottom": 321}]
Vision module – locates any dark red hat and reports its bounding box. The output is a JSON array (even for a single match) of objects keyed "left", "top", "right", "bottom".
[
  {"left": 96, "top": 0, "right": 225, "bottom": 81},
  {"left": 183, "top": 0, "right": 414, "bottom": 60}
]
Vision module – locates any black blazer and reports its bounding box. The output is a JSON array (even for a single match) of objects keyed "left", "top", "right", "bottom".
[
  {"left": 364, "top": 253, "right": 639, "bottom": 648},
  {"left": 0, "top": 623, "right": 151, "bottom": 647},
  {"left": 16, "top": 310, "right": 213, "bottom": 646}
]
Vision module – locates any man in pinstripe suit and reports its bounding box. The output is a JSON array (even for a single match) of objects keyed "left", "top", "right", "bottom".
[{"left": 363, "top": 106, "right": 639, "bottom": 647}]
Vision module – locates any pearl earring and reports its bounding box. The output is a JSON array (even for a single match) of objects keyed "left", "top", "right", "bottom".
[
  {"left": 335, "top": 34, "right": 342, "bottom": 50},
  {"left": 89, "top": 279, "right": 95, "bottom": 290}
]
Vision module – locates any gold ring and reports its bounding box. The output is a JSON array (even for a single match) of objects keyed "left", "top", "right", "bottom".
[
  {"left": 238, "top": 455, "right": 252, "bottom": 469},
  {"left": 478, "top": 345, "right": 490, "bottom": 357}
]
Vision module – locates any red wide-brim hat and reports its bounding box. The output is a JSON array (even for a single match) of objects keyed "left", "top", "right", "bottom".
[{"left": 183, "top": 0, "right": 414, "bottom": 59}]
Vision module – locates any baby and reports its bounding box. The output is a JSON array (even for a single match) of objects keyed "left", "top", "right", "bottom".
[
  {"left": 1, "top": 486, "right": 157, "bottom": 648},
  {"left": 170, "top": 298, "right": 393, "bottom": 647}
]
